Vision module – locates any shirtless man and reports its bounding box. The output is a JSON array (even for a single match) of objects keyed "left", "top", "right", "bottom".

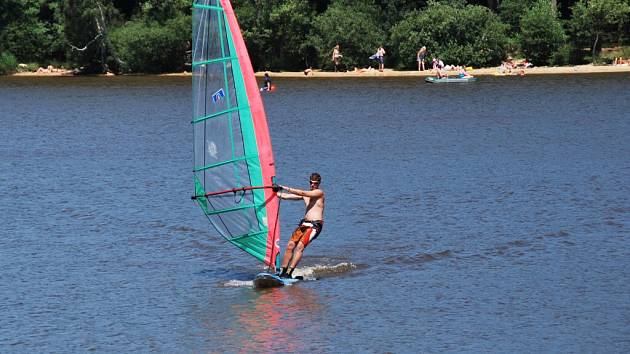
[{"left": 273, "top": 173, "right": 325, "bottom": 279}]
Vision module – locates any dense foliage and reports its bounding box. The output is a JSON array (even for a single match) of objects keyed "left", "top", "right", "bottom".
[
  {"left": 0, "top": 1, "right": 65, "bottom": 64},
  {"left": 234, "top": 0, "right": 315, "bottom": 70},
  {"left": 569, "top": 0, "right": 630, "bottom": 62},
  {"left": 391, "top": 1, "right": 509, "bottom": 68},
  {"left": 0, "top": 0, "right": 629, "bottom": 73},
  {"left": 520, "top": 0, "right": 567, "bottom": 66},
  {"left": 311, "top": 0, "right": 386, "bottom": 70},
  {"left": 111, "top": 16, "right": 190, "bottom": 73},
  {"left": 0, "top": 51, "right": 18, "bottom": 74}
]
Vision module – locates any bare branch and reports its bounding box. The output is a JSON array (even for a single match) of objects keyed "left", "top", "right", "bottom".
[{"left": 69, "top": 33, "right": 103, "bottom": 52}]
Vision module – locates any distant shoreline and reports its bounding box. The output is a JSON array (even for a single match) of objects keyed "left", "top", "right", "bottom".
[
  {"left": 7, "top": 64, "right": 630, "bottom": 77},
  {"left": 251, "top": 64, "right": 630, "bottom": 77}
]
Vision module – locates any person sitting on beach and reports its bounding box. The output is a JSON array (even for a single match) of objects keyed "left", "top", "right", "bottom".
[
  {"left": 499, "top": 62, "right": 512, "bottom": 74},
  {"left": 506, "top": 56, "right": 516, "bottom": 69},
  {"left": 458, "top": 67, "right": 473, "bottom": 78},
  {"left": 353, "top": 66, "right": 375, "bottom": 73},
  {"left": 431, "top": 58, "right": 447, "bottom": 78},
  {"left": 436, "top": 66, "right": 447, "bottom": 79},
  {"left": 514, "top": 59, "right": 533, "bottom": 68},
  {"left": 432, "top": 58, "right": 445, "bottom": 70}
]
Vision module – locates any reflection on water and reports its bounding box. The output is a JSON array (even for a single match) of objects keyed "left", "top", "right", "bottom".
[
  {"left": 1, "top": 74, "right": 629, "bottom": 352},
  {"left": 232, "top": 286, "right": 323, "bottom": 353}
]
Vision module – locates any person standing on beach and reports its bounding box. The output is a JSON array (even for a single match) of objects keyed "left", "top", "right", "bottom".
[
  {"left": 417, "top": 46, "right": 427, "bottom": 71},
  {"left": 273, "top": 173, "right": 325, "bottom": 279},
  {"left": 332, "top": 44, "right": 342, "bottom": 72},
  {"left": 376, "top": 45, "right": 386, "bottom": 71}
]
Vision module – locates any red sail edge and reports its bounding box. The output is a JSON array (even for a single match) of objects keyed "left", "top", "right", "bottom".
[{"left": 221, "top": 0, "right": 280, "bottom": 268}]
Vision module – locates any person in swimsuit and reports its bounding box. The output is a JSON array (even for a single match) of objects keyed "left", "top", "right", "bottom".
[
  {"left": 417, "top": 46, "right": 427, "bottom": 71},
  {"left": 260, "top": 72, "right": 272, "bottom": 91},
  {"left": 273, "top": 173, "right": 325, "bottom": 279},
  {"left": 332, "top": 44, "right": 342, "bottom": 72},
  {"left": 458, "top": 66, "right": 473, "bottom": 78},
  {"left": 376, "top": 45, "right": 386, "bottom": 72}
]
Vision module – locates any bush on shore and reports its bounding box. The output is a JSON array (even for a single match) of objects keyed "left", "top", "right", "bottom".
[
  {"left": 310, "top": 0, "right": 386, "bottom": 70},
  {"left": 390, "top": 2, "right": 509, "bottom": 69},
  {"left": 0, "top": 52, "right": 18, "bottom": 74},
  {"left": 110, "top": 15, "right": 191, "bottom": 73},
  {"left": 519, "top": 0, "right": 566, "bottom": 66}
]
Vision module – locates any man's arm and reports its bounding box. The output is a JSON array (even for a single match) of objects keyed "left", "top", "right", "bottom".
[
  {"left": 280, "top": 185, "right": 323, "bottom": 198},
  {"left": 276, "top": 190, "right": 303, "bottom": 200}
]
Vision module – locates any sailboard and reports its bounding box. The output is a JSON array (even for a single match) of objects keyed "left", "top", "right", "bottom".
[
  {"left": 191, "top": 0, "right": 286, "bottom": 286},
  {"left": 253, "top": 272, "right": 302, "bottom": 288},
  {"left": 425, "top": 76, "right": 478, "bottom": 83}
]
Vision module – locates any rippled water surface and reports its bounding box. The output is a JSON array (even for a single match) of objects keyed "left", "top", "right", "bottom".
[{"left": 1, "top": 74, "right": 629, "bottom": 352}]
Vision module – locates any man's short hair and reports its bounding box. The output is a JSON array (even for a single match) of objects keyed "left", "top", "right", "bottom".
[{"left": 310, "top": 172, "right": 321, "bottom": 183}]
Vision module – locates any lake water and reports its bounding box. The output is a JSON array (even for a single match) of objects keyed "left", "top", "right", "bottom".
[{"left": 1, "top": 74, "right": 629, "bottom": 353}]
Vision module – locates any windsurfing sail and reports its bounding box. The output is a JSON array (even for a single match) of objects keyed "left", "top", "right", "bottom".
[{"left": 191, "top": 0, "right": 280, "bottom": 269}]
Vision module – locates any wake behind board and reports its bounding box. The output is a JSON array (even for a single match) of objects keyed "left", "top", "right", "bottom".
[{"left": 253, "top": 272, "right": 302, "bottom": 288}]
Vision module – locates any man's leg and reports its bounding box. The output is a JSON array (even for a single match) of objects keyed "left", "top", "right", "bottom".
[
  {"left": 287, "top": 225, "right": 317, "bottom": 276},
  {"left": 280, "top": 240, "right": 295, "bottom": 274},
  {"left": 288, "top": 242, "right": 306, "bottom": 276}
]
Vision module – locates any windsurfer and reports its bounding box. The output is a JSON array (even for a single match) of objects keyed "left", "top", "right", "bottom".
[{"left": 273, "top": 173, "right": 325, "bottom": 279}]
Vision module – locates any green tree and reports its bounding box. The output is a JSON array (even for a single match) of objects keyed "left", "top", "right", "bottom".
[
  {"left": 267, "top": 0, "right": 315, "bottom": 69},
  {"left": 63, "top": 0, "right": 123, "bottom": 73},
  {"left": 233, "top": 0, "right": 273, "bottom": 70},
  {"left": 235, "top": 0, "right": 315, "bottom": 70},
  {"left": 139, "top": 0, "right": 190, "bottom": 22},
  {"left": 0, "top": 0, "right": 66, "bottom": 64},
  {"left": 520, "top": 0, "right": 566, "bottom": 65},
  {"left": 0, "top": 51, "right": 18, "bottom": 74},
  {"left": 311, "top": 0, "right": 386, "bottom": 70},
  {"left": 375, "top": 0, "right": 428, "bottom": 28},
  {"left": 110, "top": 15, "right": 190, "bottom": 73},
  {"left": 390, "top": 1, "right": 508, "bottom": 69},
  {"left": 498, "top": 0, "right": 538, "bottom": 34},
  {"left": 569, "top": 0, "right": 630, "bottom": 61}
]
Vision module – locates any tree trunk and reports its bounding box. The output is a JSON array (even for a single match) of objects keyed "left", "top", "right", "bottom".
[
  {"left": 95, "top": 3, "right": 124, "bottom": 73},
  {"left": 68, "top": 3, "right": 124, "bottom": 74},
  {"left": 592, "top": 32, "right": 599, "bottom": 63}
]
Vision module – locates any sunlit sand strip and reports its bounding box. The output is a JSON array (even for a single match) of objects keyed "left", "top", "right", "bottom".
[{"left": 8, "top": 64, "right": 630, "bottom": 77}]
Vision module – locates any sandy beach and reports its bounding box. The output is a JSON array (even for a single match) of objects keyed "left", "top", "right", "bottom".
[
  {"left": 7, "top": 63, "right": 630, "bottom": 77},
  {"left": 256, "top": 64, "right": 630, "bottom": 78}
]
